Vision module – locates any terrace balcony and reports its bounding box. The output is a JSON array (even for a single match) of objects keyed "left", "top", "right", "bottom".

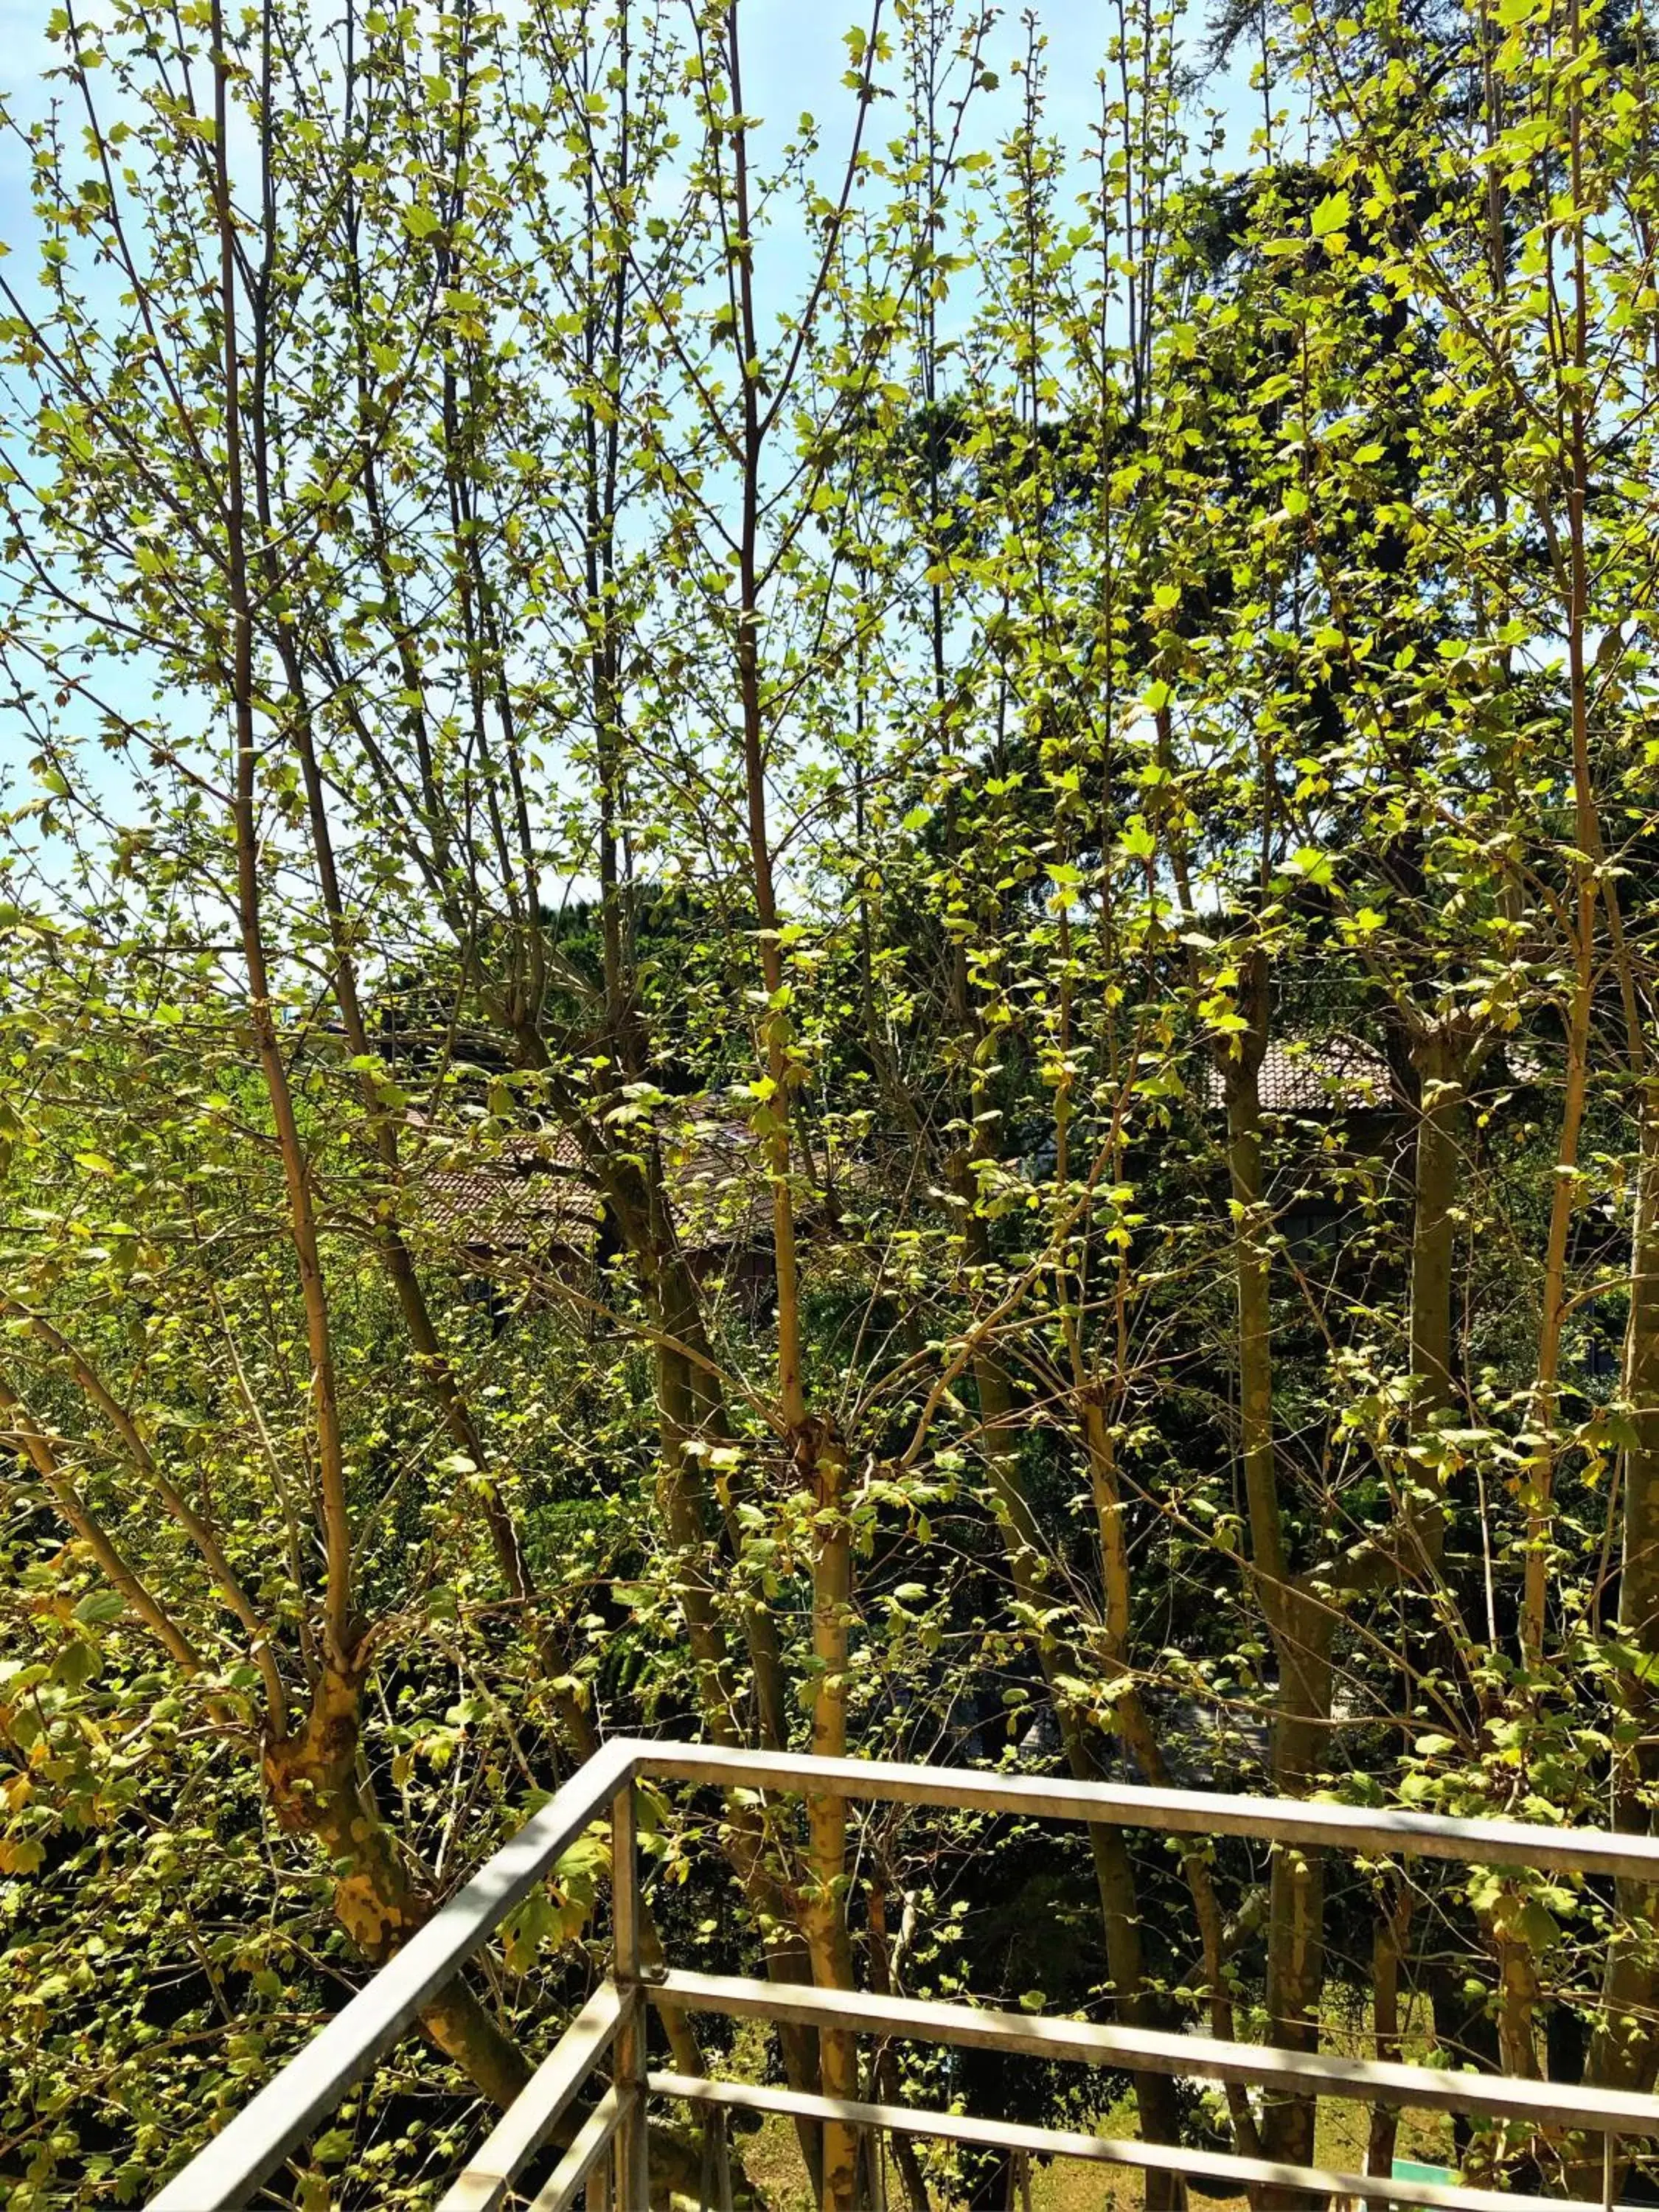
[{"left": 151, "top": 1741, "right": 1659, "bottom": 2212}]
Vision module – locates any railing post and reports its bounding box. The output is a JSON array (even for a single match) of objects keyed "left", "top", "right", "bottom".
[{"left": 612, "top": 1775, "right": 651, "bottom": 2210}]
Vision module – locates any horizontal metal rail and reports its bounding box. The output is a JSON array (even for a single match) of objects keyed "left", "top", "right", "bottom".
[
  {"left": 654, "top": 1966, "right": 1659, "bottom": 2136},
  {"left": 647, "top": 2070, "right": 1622, "bottom": 2212},
  {"left": 150, "top": 1736, "right": 1659, "bottom": 2210},
  {"left": 643, "top": 1739, "right": 1659, "bottom": 1881}
]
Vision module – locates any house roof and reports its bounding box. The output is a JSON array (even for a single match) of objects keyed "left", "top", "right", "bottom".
[
  {"left": 1200, "top": 1033, "right": 1395, "bottom": 1117},
  {"left": 403, "top": 1115, "right": 779, "bottom": 1256},
  {"left": 660, "top": 1117, "right": 776, "bottom": 1248},
  {"left": 409, "top": 1128, "right": 602, "bottom": 1252}
]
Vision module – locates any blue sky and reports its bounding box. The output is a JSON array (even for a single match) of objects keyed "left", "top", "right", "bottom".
[
  {"left": 0, "top": 0, "right": 1260, "bottom": 849},
  {"left": 740, "top": 0, "right": 1187, "bottom": 161},
  {"left": 0, "top": 0, "right": 1260, "bottom": 252}
]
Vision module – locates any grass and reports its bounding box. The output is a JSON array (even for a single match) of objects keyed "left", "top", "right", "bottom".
[{"left": 1024, "top": 2087, "right": 1456, "bottom": 2211}]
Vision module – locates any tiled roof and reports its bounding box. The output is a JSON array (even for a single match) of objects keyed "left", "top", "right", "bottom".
[
  {"left": 1201, "top": 1033, "right": 1394, "bottom": 1116},
  {"left": 408, "top": 1129, "right": 602, "bottom": 1252},
  {"left": 402, "top": 1117, "right": 779, "bottom": 1256},
  {"left": 661, "top": 1118, "right": 775, "bottom": 1248}
]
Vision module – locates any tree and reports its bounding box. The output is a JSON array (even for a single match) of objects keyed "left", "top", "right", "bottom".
[{"left": 10, "top": 1, "right": 1659, "bottom": 2208}]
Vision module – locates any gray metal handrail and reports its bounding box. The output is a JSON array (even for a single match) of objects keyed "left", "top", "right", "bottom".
[
  {"left": 151, "top": 1737, "right": 1659, "bottom": 2211},
  {"left": 150, "top": 1738, "right": 636, "bottom": 2211}
]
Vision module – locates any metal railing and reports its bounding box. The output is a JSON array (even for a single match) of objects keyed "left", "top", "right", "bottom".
[{"left": 151, "top": 1739, "right": 1659, "bottom": 2211}]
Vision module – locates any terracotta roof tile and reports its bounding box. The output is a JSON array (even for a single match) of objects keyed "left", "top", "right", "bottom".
[
  {"left": 406, "top": 1127, "right": 602, "bottom": 1252},
  {"left": 400, "top": 1115, "right": 779, "bottom": 1256},
  {"left": 1201, "top": 1034, "right": 1394, "bottom": 1116}
]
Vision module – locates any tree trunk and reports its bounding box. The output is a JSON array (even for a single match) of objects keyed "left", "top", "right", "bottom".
[
  {"left": 1408, "top": 1028, "right": 1465, "bottom": 1456},
  {"left": 552, "top": 1126, "right": 827, "bottom": 2191},
  {"left": 265, "top": 1666, "right": 715, "bottom": 2199},
  {"left": 1077, "top": 1388, "right": 1262, "bottom": 2163},
  {"left": 1259, "top": 1596, "right": 1335, "bottom": 2186},
  {"left": 973, "top": 1343, "right": 1188, "bottom": 2211},
  {"left": 1578, "top": 1097, "right": 1659, "bottom": 2183},
  {"left": 1222, "top": 965, "right": 1331, "bottom": 2203},
  {"left": 1365, "top": 1878, "right": 1412, "bottom": 2180},
  {"left": 264, "top": 1665, "right": 533, "bottom": 2110},
  {"left": 799, "top": 1422, "right": 861, "bottom": 2212}
]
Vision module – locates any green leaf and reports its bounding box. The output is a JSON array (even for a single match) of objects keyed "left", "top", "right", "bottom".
[
  {"left": 1311, "top": 189, "right": 1351, "bottom": 237},
  {"left": 1287, "top": 844, "right": 1334, "bottom": 887},
  {"left": 72, "top": 1590, "right": 125, "bottom": 1626}
]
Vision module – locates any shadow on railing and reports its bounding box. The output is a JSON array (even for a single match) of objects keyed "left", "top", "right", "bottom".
[{"left": 151, "top": 1739, "right": 1659, "bottom": 2212}]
